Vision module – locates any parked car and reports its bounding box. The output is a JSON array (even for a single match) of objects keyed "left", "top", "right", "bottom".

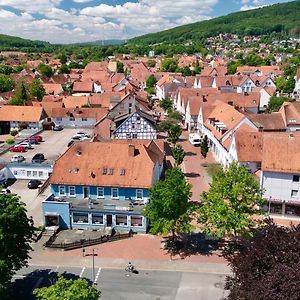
[
  {"left": 53, "top": 125, "right": 63, "bottom": 131},
  {"left": 10, "top": 145, "right": 26, "bottom": 152},
  {"left": 0, "top": 187, "right": 11, "bottom": 194},
  {"left": 17, "top": 141, "right": 33, "bottom": 149},
  {"left": 67, "top": 140, "right": 75, "bottom": 147},
  {"left": 73, "top": 132, "right": 90, "bottom": 139},
  {"left": 33, "top": 135, "right": 43, "bottom": 142},
  {"left": 27, "top": 179, "right": 42, "bottom": 189},
  {"left": 11, "top": 155, "right": 25, "bottom": 163},
  {"left": 188, "top": 133, "right": 202, "bottom": 147},
  {"left": 24, "top": 138, "right": 39, "bottom": 145},
  {"left": 32, "top": 153, "right": 45, "bottom": 163}
]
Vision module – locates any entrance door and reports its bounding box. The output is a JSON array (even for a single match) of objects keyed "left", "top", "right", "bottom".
[
  {"left": 106, "top": 215, "right": 112, "bottom": 227},
  {"left": 83, "top": 187, "right": 89, "bottom": 198}
]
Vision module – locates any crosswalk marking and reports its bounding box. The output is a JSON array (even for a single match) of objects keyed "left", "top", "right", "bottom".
[{"left": 95, "top": 268, "right": 101, "bottom": 282}]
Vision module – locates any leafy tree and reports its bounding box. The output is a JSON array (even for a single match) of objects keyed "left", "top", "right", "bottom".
[
  {"left": 160, "top": 58, "right": 178, "bottom": 72},
  {"left": 147, "top": 59, "right": 156, "bottom": 68},
  {"left": 266, "top": 96, "right": 292, "bottom": 113},
  {"left": 200, "top": 135, "right": 209, "bottom": 158},
  {"left": 275, "top": 76, "right": 296, "bottom": 93},
  {"left": 180, "top": 66, "right": 192, "bottom": 77},
  {"left": 227, "top": 61, "right": 240, "bottom": 74},
  {"left": 0, "top": 64, "right": 13, "bottom": 75},
  {"left": 225, "top": 221, "right": 300, "bottom": 300},
  {"left": 14, "top": 65, "right": 25, "bottom": 73},
  {"left": 167, "top": 124, "right": 182, "bottom": 145},
  {"left": 29, "top": 79, "right": 46, "bottom": 101},
  {"left": 0, "top": 194, "right": 35, "bottom": 298},
  {"left": 167, "top": 111, "right": 183, "bottom": 122},
  {"left": 171, "top": 144, "right": 185, "bottom": 166},
  {"left": 116, "top": 61, "right": 124, "bottom": 73},
  {"left": 10, "top": 81, "right": 28, "bottom": 105},
  {"left": 59, "top": 64, "right": 70, "bottom": 74},
  {"left": 160, "top": 98, "right": 172, "bottom": 111},
  {"left": 0, "top": 74, "right": 13, "bottom": 92},
  {"left": 146, "top": 74, "right": 157, "bottom": 89},
  {"left": 34, "top": 275, "right": 101, "bottom": 300},
  {"left": 144, "top": 167, "right": 192, "bottom": 243},
  {"left": 58, "top": 53, "right": 67, "bottom": 64},
  {"left": 38, "top": 64, "right": 53, "bottom": 77},
  {"left": 198, "top": 162, "right": 265, "bottom": 238}
]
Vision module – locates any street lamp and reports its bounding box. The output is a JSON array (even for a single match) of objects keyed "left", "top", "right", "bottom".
[{"left": 92, "top": 248, "right": 96, "bottom": 285}]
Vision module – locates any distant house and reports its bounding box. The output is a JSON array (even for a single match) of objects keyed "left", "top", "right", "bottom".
[
  {"left": 112, "top": 109, "right": 158, "bottom": 140},
  {"left": 43, "top": 83, "right": 64, "bottom": 96},
  {"left": 0, "top": 106, "right": 47, "bottom": 134},
  {"left": 42, "top": 140, "right": 165, "bottom": 232},
  {"left": 51, "top": 107, "right": 108, "bottom": 128},
  {"left": 293, "top": 68, "right": 300, "bottom": 99}
]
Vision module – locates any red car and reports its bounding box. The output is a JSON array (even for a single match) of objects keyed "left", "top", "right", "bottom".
[
  {"left": 10, "top": 145, "right": 26, "bottom": 152},
  {"left": 32, "top": 135, "right": 43, "bottom": 142}
]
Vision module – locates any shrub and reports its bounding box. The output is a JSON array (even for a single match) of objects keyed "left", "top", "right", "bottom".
[
  {"left": 5, "top": 138, "right": 15, "bottom": 145},
  {"left": 10, "top": 130, "right": 18, "bottom": 136}
]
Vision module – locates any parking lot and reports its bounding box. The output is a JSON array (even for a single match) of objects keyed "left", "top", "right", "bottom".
[{"left": 0, "top": 128, "right": 93, "bottom": 163}]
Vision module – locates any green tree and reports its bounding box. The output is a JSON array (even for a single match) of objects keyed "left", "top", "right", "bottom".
[
  {"left": 59, "top": 64, "right": 70, "bottom": 74},
  {"left": 0, "top": 74, "right": 13, "bottom": 92},
  {"left": 167, "top": 111, "right": 183, "bottom": 122},
  {"left": 171, "top": 144, "right": 185, "bottom": 166},
  {"left": 146, "top": 74, "right": 157, "bottom": 89},
  {"left": 198, "top": 162, "right": 265, "bottom": 238},
  {"left": 275, "top": 76, "right": 296, "bottom": 94},
  {"left": 29, "top": 79, "right": 46, "bottom": 101},
  {"left": 59, "top": 53, "right": 67, "bottom": 65},
  {"left": 266, "top": 96, "right": 292, "bottom": 113},
  {"left": 160, "top": 58, "right": 178, "bottom": 72},
  {"left": 160, "top": 98, "right": 172, "bottom": 111},
  {"left": 200, "top": 135, "right": 209, "bottom": 158},
  {"left": 10, "top": 81, "right": 28, "bottom": 105},
  {"left": 0, "top": 194, "right": 35, "bottom": 298},
  {"left": 34, "top": 275, "right": 101, "bottom": 300},
  {"left": 0, "top": 64, "right": 13, "bottom": 75},
  {"left": 167, "top": 124, "right": 182, "bottom": 145},
  {"left": 117, "top": 61, "right": 124, "bottom": 73},
  {"left": 147, "top": 59, "right": 156, "bottom": 68},
  {"left": 38, "top": 64, "right": 53, "bottom": 77},
  {"left": 144, "top": 167, "right": 193, "bottom": 243}
]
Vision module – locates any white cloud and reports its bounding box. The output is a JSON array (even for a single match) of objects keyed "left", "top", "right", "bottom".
[{"left": 0, "top": 0, "right": 220, "bottom": 43}]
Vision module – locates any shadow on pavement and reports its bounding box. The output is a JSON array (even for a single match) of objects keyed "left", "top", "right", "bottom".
[
  {"left": 11, "top": 268, "right": 93, "bottom": 300},
  {"left": 184, "top": 172, "right": 201, "bottom": 178},
  {"left": 185, "top": 151, "right": 197, "bottom": 156},
  {"left": 162, "top": 232, "right": 222, "bottom": 259}
]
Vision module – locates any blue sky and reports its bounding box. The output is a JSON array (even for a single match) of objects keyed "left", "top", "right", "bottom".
[{"left": 0, "top": 0, "right": 292, "bottom": 43}]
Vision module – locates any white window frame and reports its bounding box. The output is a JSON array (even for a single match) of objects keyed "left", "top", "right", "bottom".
[
  {"left": 291, "top": 190, "right": 298, "bottom": 198},
  {"left": 69, "top": 186, "right": 76, "bottom": 197},
  {"left": 136, "top": 189, "right": 143, "bottom": 200},
  {"left": 97, "top": 187, "right": 104, "bottom": 198},
  {"left": 112, "top": 188, "right": 119, "bottom": 199},
  {"left": 59, "top": 185, "right": 66, "bottom": 196}
]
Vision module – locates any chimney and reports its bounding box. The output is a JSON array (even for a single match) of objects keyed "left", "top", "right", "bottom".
[{"left": 128, "top": 144, "right": 135, "bottom": 157}]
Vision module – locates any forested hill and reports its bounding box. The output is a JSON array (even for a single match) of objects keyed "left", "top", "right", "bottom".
[
  {"left": 0, "top": 34, "right": 50, "bottom": 50},
  {"left": 129, "top": 0, "right": 300, "bottom": 45}
]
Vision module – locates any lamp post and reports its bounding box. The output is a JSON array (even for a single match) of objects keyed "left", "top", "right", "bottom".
[{"left": 92, "top": 248, "right": 96, "bottom": 285}]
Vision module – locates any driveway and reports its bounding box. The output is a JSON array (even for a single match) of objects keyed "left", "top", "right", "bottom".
[{"left": 0, "top": 128, "right": 93, "bottom": 163}]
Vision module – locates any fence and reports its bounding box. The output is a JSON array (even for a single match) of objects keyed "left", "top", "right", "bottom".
[{"left": 44, "top": 230, "right": 134, "bottom": 251}]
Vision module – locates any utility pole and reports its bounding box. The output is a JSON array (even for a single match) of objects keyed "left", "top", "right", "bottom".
[{"left": 92, "top": 248, "right": 95, "bottom": 285}]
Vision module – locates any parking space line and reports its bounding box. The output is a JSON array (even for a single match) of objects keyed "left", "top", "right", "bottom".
[
  {"left": 95, "top": 268, "right": 101, "bottom": 282},
  {"left": 79, "top": 267, "right": 86, "bottom": 278}
]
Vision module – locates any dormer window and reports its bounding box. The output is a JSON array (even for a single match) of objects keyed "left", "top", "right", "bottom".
[
  {"left": 120, "top": 168, "right": 126, "bottom": 176},
  {"left": 108, "top": 168, "right": 114, "bottom": 175},
  {"left": 102, "top": 168, "right": 107, "bottom": 175}
]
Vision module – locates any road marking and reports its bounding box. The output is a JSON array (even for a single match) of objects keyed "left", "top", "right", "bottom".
[
  {"left": 79, "top": 267, "right": 86, "bottom": 278},
  {"left": 33, "top": 277, "right": 43, "bottom": 289},
  {"left": 95, "top": 268, "right": 101, "bottom": 282}
]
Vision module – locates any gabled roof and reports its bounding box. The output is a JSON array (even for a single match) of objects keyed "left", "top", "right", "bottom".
[
  {"left": 62, "top": 96, "right": 89, "bottom": 108},
  {"left": 279, "top": 101, "right": 300, "bottom": 126},
  {"left": 262, "top": 132, "right": 300, "bottom": 173},
  {"left": 73, "top": 81, "right": 94, "bottom": 93},
  {"left": 0, "top": 105, "right": 46, "bottom": 122},
  {"left": 49, "top": 140, "right": 164, "bottom": 188},
  {"left": 43, "top": 83, "right": 63, "bottom": 95},
  {"left": 246, "top": 112, "right": 286, "bottom": 131},
  {"left": 51, "top": 107, "right": 108, "bottom": 120}
]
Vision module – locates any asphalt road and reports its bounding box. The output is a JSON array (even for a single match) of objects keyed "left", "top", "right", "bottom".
[{"left": 12, "top": 265, "right": 228, "bottom": 300}]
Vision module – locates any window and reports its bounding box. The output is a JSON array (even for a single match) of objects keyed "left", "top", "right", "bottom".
[
  {"left": 102, "top": 168, "right": 107, "bottom": 175},
  {"left": 14, "top": 170, "right": 18, "bottom": 175},
  {"left": 59, "top": 186, "right": 66, "bottom": 196},
  {"left": 73, "top": 213, "right": 88, "bottom": 224},
  {"left": 38, "top": 171, "right": 43, "bottom": 177},
  {"left": 112, "top": 188, "right": 119, "bottom": 199},
  {"left": 126, "top": 133, "right": 132, "bottom": 139},
  {"left": 120, "top": 169, "right": 126, "bottom": 176},
  {"left": 69, "top": 186, "right": 76, "bottom": 197},
  {"left": 132, "top": 133, "right": 137, "bottom": 139},
  {"left": 293, "top": 175, "right": 300, "bottom": 182},
  {"left": 69, "top": 117, "right": 75, "bottom": 121},
  {"left": 116, "top": 215, "right": 128, "bottom": 226},
  {"left": 82, "top": 118, "right": 87, "bottom": 121},
  {"left": 108, "top": 168, "right": 114, "bottom": 175},
  {"left": 92, "top": 214, "right": 103, "bottom": 224},
  {"left": 136, "top": 189, "right": 143, "bottom": 200},
  {"left": 33, "top": 171, "right": 37, "bottom": 177},
  {"left": 27, "top": 171, "right": 31, "bottom": 177},
  {"left": 291, "top": 190, "right": 298, "bottom": 197},
  {"left": 97, "top": 187, "right": 104, "bottom": 198},
  {"left": 131, "top": 216, "right": 143, "bottom": 227}
]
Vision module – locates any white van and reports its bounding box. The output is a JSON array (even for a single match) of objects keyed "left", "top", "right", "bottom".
[{"left": 189, "top": 133, "right": 202, "bottom": 146}]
